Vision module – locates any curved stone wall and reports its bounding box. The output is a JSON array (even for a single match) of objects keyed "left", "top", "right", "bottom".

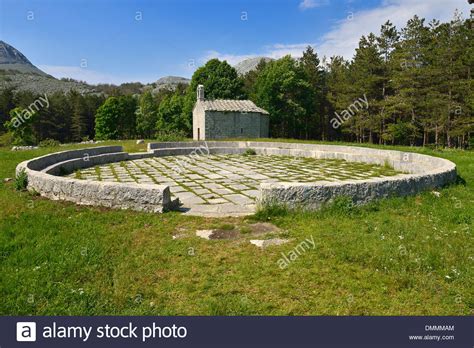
[
  {"left": 16, "top": 142, "right": 457, "bottom": 215},
  {"left": 16, "top": 146, "right": 172, "bottom": 213},
  {"left": 148, "top": 141, "right": 456, "bottom": 210}
]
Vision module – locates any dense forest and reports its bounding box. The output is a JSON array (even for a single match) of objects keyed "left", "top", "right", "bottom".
[{"left": 1, "top": 14, "right": 472, "bottom": 148}]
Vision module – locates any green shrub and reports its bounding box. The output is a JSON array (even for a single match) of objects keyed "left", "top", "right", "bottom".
[
  {"left": 39, "top": 138, "right": 60, "bottom": 148},
  {"left": 253, "top": 203, "right": 289, "bottom": 220},
  {"left": 243, "top": 148, "right": 257, "bottom": 156},
  {"left": 323, "top": 196, "right": 356, "bottom": 216},
  {"left": 425, "top": 144, "right": 439, "bottom": 150},
  {"left": 240, "top": 226, "right": 252, "bottom": 234},
  {"left": 383, "top": 158, "right": 394, "bottom": 170},
  {"left": 218, "top": 223, "right": 235, "bottom": 231},
  {"left": 14, "top": 169, "right": 28, "bottom": 191},
  {"left": 0, "top": 132, "right": 13, "bottom": 147},
  {"left": 4, "top": 107, "right": 37, "bottom": 145}
]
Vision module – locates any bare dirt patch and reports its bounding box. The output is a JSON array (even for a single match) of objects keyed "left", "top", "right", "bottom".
[{"left": 196, "top": 222, "right": 282, "bottom": 240}]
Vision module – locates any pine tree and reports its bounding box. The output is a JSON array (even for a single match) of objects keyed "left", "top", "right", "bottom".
[
  {"left": 376, "top": 21, "right": 399, "bottom": 144},
  {"left": 387, "top": 15, "right": 429, "bottom": 145},
  {"left": 300, "top": 46, "right": 325, "bottom": 139},
  {"left": 36, "top": 93, "right": 72, "bottom": 143},
  {"left": 325, "top": 56, "right": 352, "bottom": 140},
  {"left": 350, "top": 33, "right": 385, "bottom": 143},
  {"left": 70, "top": 91, "right": 89, "bottom": 142}
]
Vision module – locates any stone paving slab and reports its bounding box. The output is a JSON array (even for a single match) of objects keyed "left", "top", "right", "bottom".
[{"left": 69, "top": 154, "right": 400, "bottom": 216}]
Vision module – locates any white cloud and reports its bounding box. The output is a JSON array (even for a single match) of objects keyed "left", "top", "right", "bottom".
[
  {"left": 203, "top": 0, "right": 471, "bottom": 69},
  {"left": 299, "top": 0, "right": 329, "bottom": 11},
  {"left": 38, "top": 65, "right": 125, "bottom": 85},
  {"left": 315, "top": 0, "right": 471, "bottom": 60}
]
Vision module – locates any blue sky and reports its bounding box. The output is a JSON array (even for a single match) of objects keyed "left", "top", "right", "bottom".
[{"left": 1, "top": 0, "right": 470, "bottom": 84}]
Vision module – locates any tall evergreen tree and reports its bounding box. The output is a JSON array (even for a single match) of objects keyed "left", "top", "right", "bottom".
[
  {"left": 325, "top": 56, "right": 351, "bottom": 140},
  {"left": 70, "top": 91, "right": 89, "bottom": 141},
  {"left": 386, "top": 15, "right": 429, "bottom": 145},
  {"left": 350, "top": 33, "right": 385, "bottom": 143},
  {"left": 300, "top": 46, "right": 325, "bottom": 139},
  {"left": 376, "top": 21, "right": 399, "bottom": 144}
]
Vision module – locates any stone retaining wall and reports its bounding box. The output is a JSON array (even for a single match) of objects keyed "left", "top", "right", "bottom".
[
  {"left": 148, "top": 141, "right": 457, "bottom": 210},
  {"left": 16, "top": 146, "right": 172, "bottom": 213},
  {"left": 17, "top": 142, "right": 457, "bottom": 214}
]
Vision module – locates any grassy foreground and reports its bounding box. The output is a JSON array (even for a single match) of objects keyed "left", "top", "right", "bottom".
[{"left": 0, "top": 140, "right": 472, "bottom": 315}]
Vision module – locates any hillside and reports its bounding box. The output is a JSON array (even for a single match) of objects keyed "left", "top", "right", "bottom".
[
  {"left": 0, "top": 40, "right": 49, "bottom": 76},
  {"left": 152, "top": 76, "right": 191, "bottom": 93},
  {"left": 0, "top": 41, "right": 95, "bottom": 95},
  {"left": 234, "top": 57, "right": 273, "bottom": 75}
]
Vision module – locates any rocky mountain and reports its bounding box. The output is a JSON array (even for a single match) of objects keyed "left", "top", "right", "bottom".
[
  {"left": 0, "top": 40, "right": 50, "bottom": 76},
  {"left": 0, "top": 40, "right": 95, "bottom": 95},
  {"left": 234, "top": 57, "right": 274, "bottom": 75},
  {"left": 152, "top": 76, "right": 190, "bottom": 93}
]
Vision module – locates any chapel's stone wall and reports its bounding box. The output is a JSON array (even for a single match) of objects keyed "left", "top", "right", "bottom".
[
  {"left": 193, "top": 110, "right": 269, "bottom": 140},
  {"left": 192, "top": 103, "right": 205, "bottom": 140},
  {"left": 205, "top": 111, "right": 267, "bottom": 139}
]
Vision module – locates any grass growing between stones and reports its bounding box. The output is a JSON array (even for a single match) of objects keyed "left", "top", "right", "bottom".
[
  {"left": 108, "top": 164, "right": 120, "bottom": 182},
  {"left": 0, "top": 140, "right": 472, "bottom": 316},
  {"left": 71, "top": 155, "right": 402, "bottom": 199},
  {"left": 93, "top": 166, "right": 102, "bottom": 181},
  {"left": 74, "top": 169, "right": 82, "bottom": 180}
]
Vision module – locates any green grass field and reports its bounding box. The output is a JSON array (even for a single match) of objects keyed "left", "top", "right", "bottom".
[{"left": 0, "top": 140, "right": 472, "bottom": 315}]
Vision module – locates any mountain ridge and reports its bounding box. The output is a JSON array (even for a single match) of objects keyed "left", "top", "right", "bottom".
[
  {"left": 234, "top": 56, "right": 274, "bottom": 75},
  {"left": 0, "top": 41, "right": 272, "bottom": 95},
  {"left": 0, "top": 40, "right": 50, "bottom": 77}
]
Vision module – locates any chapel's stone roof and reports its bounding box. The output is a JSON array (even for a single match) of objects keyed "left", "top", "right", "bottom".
[{"left": 199, "top": 99, "right": 269, "bottom": 115}]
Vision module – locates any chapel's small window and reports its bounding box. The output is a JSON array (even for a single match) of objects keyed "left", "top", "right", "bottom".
[{"left": 241, "top": 128, "right": 243, "bottom": 134}]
